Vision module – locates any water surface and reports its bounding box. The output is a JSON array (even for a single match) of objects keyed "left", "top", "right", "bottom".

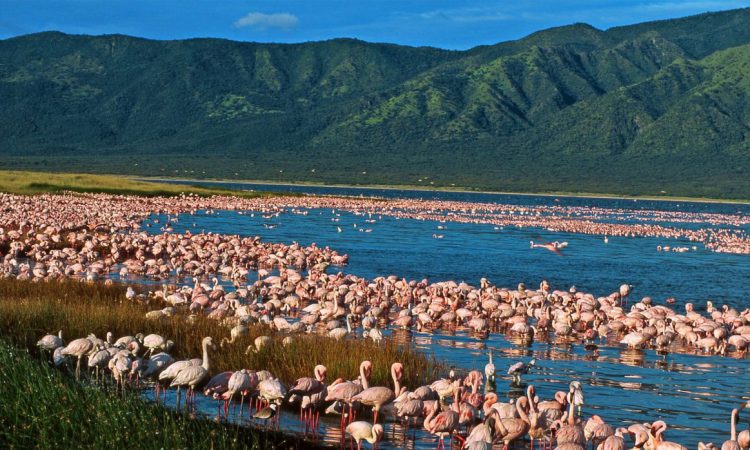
[{"left": 139, "top": 184, "right": 750, "bottom": 446}]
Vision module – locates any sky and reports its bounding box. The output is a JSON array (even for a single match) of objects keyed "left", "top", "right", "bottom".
[{"left": 1, "top": 0, "right": 750, "bottom": 49}]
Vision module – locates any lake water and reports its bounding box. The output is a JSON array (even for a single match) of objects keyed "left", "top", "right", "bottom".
[{"left": 143, "top": 181, "right": 750, "bottom": 447}]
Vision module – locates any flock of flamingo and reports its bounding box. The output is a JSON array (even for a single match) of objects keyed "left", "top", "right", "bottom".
[
  {"left": 2, "top": 190, "right": 750, "bottom": 448},
  {"left": 37, "top": 326, "right": 750, "bottom": 449},
  {"left": 0, "top": 192, "right": 748, "bottom": 358}
]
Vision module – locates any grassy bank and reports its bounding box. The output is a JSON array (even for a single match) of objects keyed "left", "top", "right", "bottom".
[
  {"left": 0, "top": 338, "right": 313, "bottom": 449},
  {"left": 0, "top": 279, "right": 438, "bottom": 390},
  {"left": 0, "top": 170, "right": 273, "bottom": 198}
]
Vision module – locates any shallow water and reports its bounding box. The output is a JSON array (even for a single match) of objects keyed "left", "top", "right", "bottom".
[{"left": 139, "top": 186, "right": 750, "bottom": 446}]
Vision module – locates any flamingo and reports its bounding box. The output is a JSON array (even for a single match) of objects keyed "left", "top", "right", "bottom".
[
  {"left": 736, "top": 401, "right": 750, "bottom": 449},
  {"left": 157, "top": 357, "right": 201, "bottom": 402},
  {"left": 220, "top": 323, "right": 248, "bottom": 348},
  {"left": 222, "top": 369, "right": 257, "bottom": 418},
  {"left": 599, "top": 427, "right": 628, "bottom": 450},
  {"left": 351, "top": 362, "right": 402, "bottom": 424},
  {"left": 619, "top": 284, "right": 632, "bottom": 306},
  {"left": 142, "top": 351, "right": 175, "bottom": 400},
  {"left": 203, "top": 371, "right": 233, "bottom": 416},
  {"left": 530, "top": 241, "right": 562, "bottom": 255},
  {"left": 87, "top": 346, "right": 113, "bottom": 382},
  {"left": 585, "top": 415, "right": 615, "bottom": 447},
  {"left": 170, "top": 336, "right": 215, "bottom": 409},
  {"left": 488, "top": 396, "right": 530, "bottom": 450},
  {"left": 345, "top": 421, "right": 383, "bottom": 450},
  {"left": 527, "top": 385, "right": 552, "bottom": 449},
  {"left": 258, "top": 377, "right": 287, "bottom": 408},
  {"left": 554, "top": 392, "right": 585, "bottom": 446},
  {"left": 722, "top": 407, "right": 742, "bottom": 450},
  {"left": 142, "top": 333, "right": 173, "bottom": 357},
  {"left": 326, "top": 361, "right": 370, "bottom": 427},
  {"left": 60, "top": 337, "right": 94, "bottom": 380},
  {"left": 507, "top": 358, "right": 535, "bottom": 384},
  {"left": 484, "top": 349, "right": 496, "bottom": 393},
  {"left": 36, "top": 330, "right": 63, "bottom": 354},
  {"left": 289, "top": 364, "right": 327, "bottom": 430},
  {"left": 245, "top": 335, "right": 272, "bottom": 354},
  {"left": 649, "top": 421, "right": 687, "bottom": 450},
  {"left": 463, "top": 415, "right": 496, "bottom": 450}
]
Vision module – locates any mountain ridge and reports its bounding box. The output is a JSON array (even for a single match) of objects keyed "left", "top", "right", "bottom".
[{"left": 1, "top": 8, "right": 749, "bottom": 198}]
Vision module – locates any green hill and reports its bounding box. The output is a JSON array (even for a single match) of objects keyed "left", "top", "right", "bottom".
[{"left": 1, "top": 8, "right": 750, "bottom": 198}]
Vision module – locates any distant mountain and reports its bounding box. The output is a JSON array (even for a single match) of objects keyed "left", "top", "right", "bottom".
[{"left": 1, "top": 8, "right": 750, "bottom": 198}]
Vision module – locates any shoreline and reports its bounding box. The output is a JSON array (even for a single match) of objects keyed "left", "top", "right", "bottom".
[{"left": 137, "top": 176, "right": 750, "bottom": 205}]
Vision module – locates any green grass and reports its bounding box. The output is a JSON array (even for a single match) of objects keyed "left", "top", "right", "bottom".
[
  {"left": 0, "top": 170, "right": 273, "bottom": 198},
  {"left": 0, "top": 339, "right": 311, "bottom": 449}
]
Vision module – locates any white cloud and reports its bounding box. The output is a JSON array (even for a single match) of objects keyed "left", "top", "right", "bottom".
[
  {"left": 418, "top": 8, "right": 513, "bottom": 23},
  {"left": 234, "top": 12, "right": 299, "bottom": 30}
]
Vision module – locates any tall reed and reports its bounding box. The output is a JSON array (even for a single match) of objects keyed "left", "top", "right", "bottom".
[{"left": 0, "top": 279, "right": 440, "bottom": 389}]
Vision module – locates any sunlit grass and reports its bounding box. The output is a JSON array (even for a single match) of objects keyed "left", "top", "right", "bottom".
[
  {"left": 0, "top": 279, "right": 438, "bottom": 390},
  {"left": 0, "top": 170, "right": 272, "bottom": 198}
]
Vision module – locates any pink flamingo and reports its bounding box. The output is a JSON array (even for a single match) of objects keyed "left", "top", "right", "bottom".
[
  {"left": 649, "top": 421, "right": 687, "bottom": 450},
  {"left": 326, "top": 361, "right": 371, "bottom": 429},
  {"left": 203, "top": 370, "right": 233, "bottom": 416},
  {"left": 424, "top": 405, "right": 458, "bottom": 450},
  {"left": 351, "top": 362, "right": 402, "bottom": 424},
  {"left": 222, "top": 369, "right": 257, "bottom": 418},
  {"left": 289, "top": 364, "right": 327, "bottom": 431}
]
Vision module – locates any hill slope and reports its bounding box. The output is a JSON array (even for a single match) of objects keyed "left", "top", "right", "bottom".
[{"left": 1, "top": 8, "right": 750, "bottom": 198}]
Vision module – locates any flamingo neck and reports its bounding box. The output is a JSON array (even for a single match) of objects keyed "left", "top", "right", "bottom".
[
  {"left": 483, "top": 395, "right": 497, "bottom": 415},
  {"left": 653, "top": 423, "right": 665, "bottom": 445},
  {"left": 391, "top": 367, "right": 401, "bottom": 394},
  {"left": 424, "top": 408, "right": 436, "bottom": 430},
  {"left": 202, "top": 340, "right": 210, "bottom": 370},
  {"left": 360, "top": 364, "right": 369, "bottom": 390},
  {"left": 527, "top": 389, "right": 538, "bottom": 414},
  {"left": 567, "top": 393, "right": 575, "bottom": 425},
  {"left": 516, "top": 399, "right": 530, "bottom": 424}
]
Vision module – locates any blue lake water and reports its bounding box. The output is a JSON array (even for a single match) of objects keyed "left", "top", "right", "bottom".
[
  {"left": 142, "top": 181, "right": 750, "bottom": 447},
  {"left": 157, "top": 207, "right": 749, "bottom": 310}
]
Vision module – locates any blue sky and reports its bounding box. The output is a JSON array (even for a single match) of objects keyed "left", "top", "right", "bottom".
[{"left": 1, "top": 0, "right": 750, "bottom": 49}]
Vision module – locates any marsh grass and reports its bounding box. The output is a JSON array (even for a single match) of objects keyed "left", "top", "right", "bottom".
[
  {"left": 0, "top": 339, "right": 315, "bottom": 450},
  {"left": 0, "top": 170, "right": 272, "bottom": 198},
  {"left": 0, "top": 279, "right": 439, "bottom": 389}
]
